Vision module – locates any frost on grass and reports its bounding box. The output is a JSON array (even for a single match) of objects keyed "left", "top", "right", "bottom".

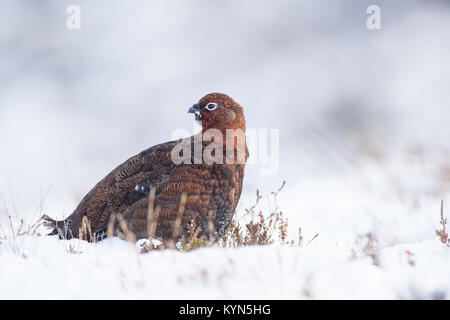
[
  {"left": 220, "top": 182, "right": 318, "bottom": 248},
  {"left": 435, "top": 200, "right": 449, "bottom": 247},
  {"left": 137, "top": 181, "right": 318, "bottom": 253},
  {"left": 0, "top": 195, "right": 46, "bottom": 257}
]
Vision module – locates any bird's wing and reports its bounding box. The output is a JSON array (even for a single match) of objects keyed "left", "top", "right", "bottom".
[{"left": 69, "top": 139, "right": 181, "bottom": 236}]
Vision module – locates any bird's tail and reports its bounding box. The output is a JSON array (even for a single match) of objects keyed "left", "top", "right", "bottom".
[{"left": 41, "top": 215, "right": 72, "bottom": 239}]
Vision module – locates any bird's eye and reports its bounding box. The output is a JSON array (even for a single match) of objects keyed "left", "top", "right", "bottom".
[{"left": 205, "top": 103, "right": 218, "bottom": 111}]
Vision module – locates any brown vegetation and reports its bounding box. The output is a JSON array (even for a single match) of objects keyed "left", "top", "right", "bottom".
[{"left": 435, "top": 200, "right": 449, "bottom": 246}]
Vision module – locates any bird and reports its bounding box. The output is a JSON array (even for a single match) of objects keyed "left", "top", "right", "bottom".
[{"left": 43, "top": 93, "right": 249, "bottom": 244}]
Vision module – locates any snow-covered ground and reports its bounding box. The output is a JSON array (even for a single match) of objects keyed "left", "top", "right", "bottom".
[
  {"left": 0, "top": 233, "right": 448, "bottom": 299},
  {"left": 1, "top": 159, "right": 450, "bottom": 300},
  {"left": 1, "top": 1, "right": 450, "bottom": 299}
]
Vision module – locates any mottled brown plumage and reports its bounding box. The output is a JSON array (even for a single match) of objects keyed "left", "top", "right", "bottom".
[{"left": 44, "top": 93, "right": 248, "bottom": 243}]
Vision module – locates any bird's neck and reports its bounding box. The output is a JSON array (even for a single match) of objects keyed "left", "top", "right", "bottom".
[{"left": 201, "top": 115, "right": 246, "bottom": 136}]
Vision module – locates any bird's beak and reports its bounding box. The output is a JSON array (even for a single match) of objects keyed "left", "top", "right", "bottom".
[
  {"left": 188, "top": 103, "right": 203, "bottom": 120},
  {"left": 188, "top": 103, "right": 201, "bottom": 114}
]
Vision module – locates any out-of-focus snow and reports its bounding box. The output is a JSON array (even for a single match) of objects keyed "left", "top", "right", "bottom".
[
  {"left": 0, "top": 234, "right": 449, "bottom": 299},
  {"left": 1, "top": 0, "right": 450, "bottom": 299}
]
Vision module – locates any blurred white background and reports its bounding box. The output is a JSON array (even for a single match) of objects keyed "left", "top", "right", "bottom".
[{"left": 1, "top": 0, "right": 450, "bottom": 247}]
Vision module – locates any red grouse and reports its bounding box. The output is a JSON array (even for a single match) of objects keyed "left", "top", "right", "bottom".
[{"left": 44, "top": 93, "right": 248, "bottom": 243}]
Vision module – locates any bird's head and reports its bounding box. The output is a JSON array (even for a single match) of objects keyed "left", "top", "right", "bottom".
[{"left": 188, "top": 93, "right": 246, "bottom": 132}]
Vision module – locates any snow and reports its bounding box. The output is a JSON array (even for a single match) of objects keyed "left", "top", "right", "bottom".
[
  {"left": 0, "top": 233, "right": 448, "bottom": 299},
  {"left": 4, "top": 146, "right": 449, "bottom": 299}
]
